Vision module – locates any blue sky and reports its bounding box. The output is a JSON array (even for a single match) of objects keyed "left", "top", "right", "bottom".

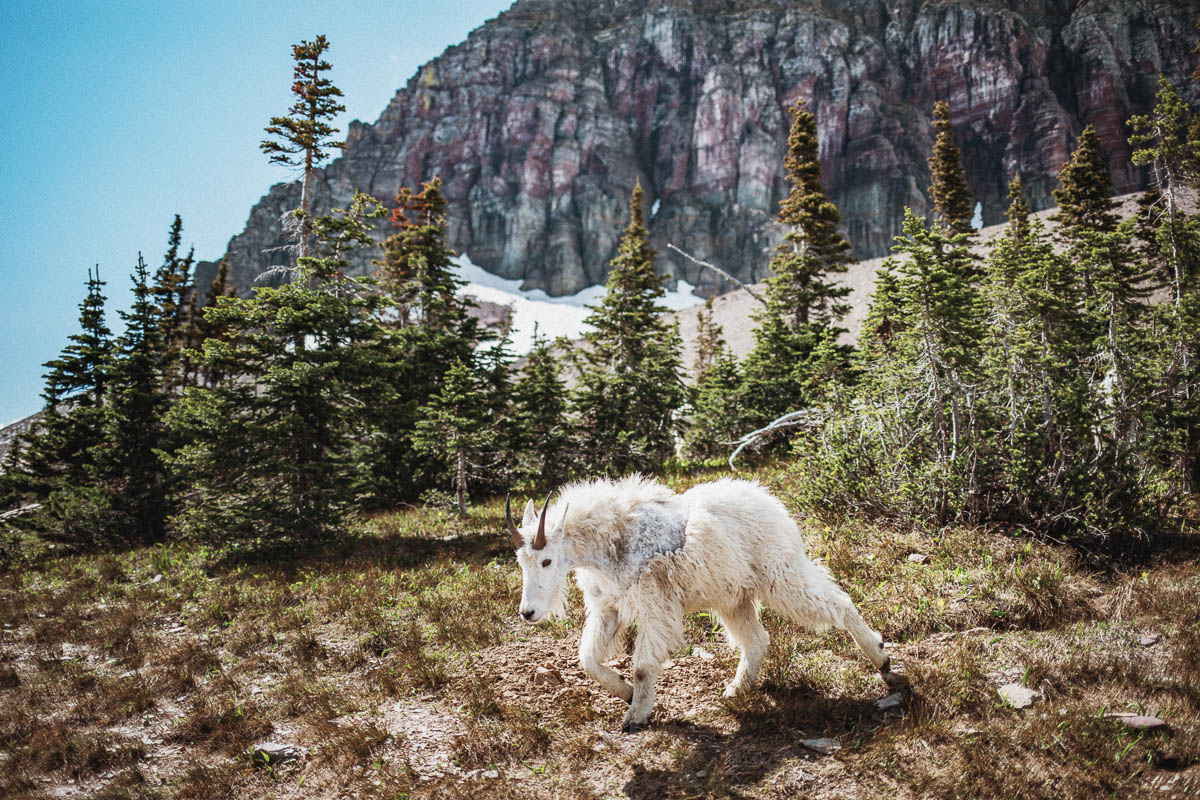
[{"left": 0, "top": 0, "right": 512, "bottom": 425}]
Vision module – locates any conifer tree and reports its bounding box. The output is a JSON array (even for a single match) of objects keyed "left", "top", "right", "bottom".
[
  {"left": 983, "top": 179, "right": 1092, "bottom": 516},
  {"left": 1052, "top": 124, "right": 1118, "bottom": 236},
  {"left": 376, "top": 178, "right": 470, "bottom": 331},
  {"left": 684, "top": 335, "right": 744, "bottom": 463},
  {"left": 1128, "top": 76, "right": 1200, "bottom": 493},
  {"left": 739, "top": 101, "right": 853, "bottom": 430},
  {"left": 12, "top": 269, "right": 113, "bottom": 498},
  {"left": 692, "top": 297, "right": 724, "bottom": 379},
  {"left": 512, "top": 332, "right": 572, "bottom": 488},
  {"left": 766, "top": 101, "right": 853, "bottom": 327},
  {"left": 573, "top": 181, "right": 686, "bottom": 474},
  {"left": 928, "top": 101, "right": 976, "bottom": 236},
  {"left": 413, "top": 358, "right": 491, "bottom": 514},
  {"left": 188, "top": 259, "right": 238, "bottom": 388},
  {"left": 152, "top": 215, "right": 195, "bottom": 392},
  {"left": 889, "top": 211, "right": 985, "bottom": 470},
  {"left": 261, "top": 35, "right": 345, "bottom": 260},
  {"left": 100, "top": 254, "right": 171, "bottom": 543},
  {"left": 1128, "top": 77, "right": 1197, "bottom": 304},
  {"left": 360, "top": 178, "right": 480, "bottom": 504},
  {"left": 168, "top": 194, "right": 386, "bottom": 541}
]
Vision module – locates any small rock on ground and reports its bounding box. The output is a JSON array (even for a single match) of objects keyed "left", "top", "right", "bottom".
[
  {"left": 907, "top": 553, "right": 929, "bottom": 564},
  {"left": 998, "top": 683, "right": 1038, "bottom": 709},
  {"left": 875, "top": 692, "right": 904, "bottom": 711},
  {"left": 251, "top": 742, "right": 302, "bottom": 766},
  {"left": 1106, "top": 712, "right": 1167, "bottom": 730},
  {"left": 801, "top": 737, "right": 841, "bottom": 755},
  {"left": 1138, "top": 634, "right": 1161, "bottom": 647}
]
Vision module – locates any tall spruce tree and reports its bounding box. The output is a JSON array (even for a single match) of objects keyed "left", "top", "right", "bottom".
[
  {"left": 260, "top": 35, "right": 345, "bottom": 260},
  {"left": 359, "top": 178, "right": 479, "bottom": 505},
  {"left": 928, "top": 101, "right": 976, "bottom": 236},
  {"left": 152, "top": 215, "right": 195, "bottom": 392},
  {"left": 888, "top": 211, "right": 985, "bottom": 470},
  {"left": 100, "top": 254, "right": 171, "bottom": 544},
  {"left": 1127, "top": 77, "right": 1200, "bottom": 493},
  {"left": 1052, "top": 125, "right": 1118, "bottom": 236},
  {"left": 739, "top": 101, "right": 853, "bottom": 430},
  {"left": 983, "top": 178, "right": 1092, "bottom": 518},
  {"left": 6, "top": 269, "right": 113, "bottom": 507},
  {"left": 684, "top": 331, "right": 744, "bottom": 463},
  {"left": 413, "top": 358, "right": 492, "bottom": 514},
  {"left": 187, "top": 259, "right": 238, "bottom": 388},
  {"left": 512, "top": 332, "right": 572, "bottom": 488},
  {"left": 1128, "top": 77, "right": 1197, "bottom": 304},
  {"left": 692, "top": 297, "right": 724, "bottom": 379},
  {"left": 168, "top": 193, "right": 386, "bottom": 541},
  {"left": 573, "top": 181, "right": 686, "bottom": 474}
]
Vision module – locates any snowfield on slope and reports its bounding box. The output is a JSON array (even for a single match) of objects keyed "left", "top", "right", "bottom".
[{"left": 453, "top": 255, "right": 702, "bottom": 353}]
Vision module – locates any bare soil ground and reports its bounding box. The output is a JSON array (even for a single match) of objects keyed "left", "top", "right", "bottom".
[{"left": 2, "top": 480, "right": 1198, "bottom": 799}]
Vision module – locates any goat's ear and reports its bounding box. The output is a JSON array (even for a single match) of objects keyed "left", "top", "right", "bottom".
[{"left": 522, "top": 499, "right": 537, "bottom": 527}]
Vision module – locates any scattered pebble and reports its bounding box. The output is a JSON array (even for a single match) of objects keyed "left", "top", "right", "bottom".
[
  {"left": 1106, "top": 712, "right": 1167, "bottom": 730},
  {"left": 800, "top": 737, "right": 841, "bottom": 755},
  {"left": 533, "top": 666, "right": 563, "bottom": 686},
  {"left": 251, "top": 742, "right": 303, "bottom": 766},
  {"left": 1138, "top": 634, "right": 1161, "bottom": 647},
  {"left": 693, "top": 646, "right": 715, "bottom": 660},
  {"left": 998, "top": 683, "right": 1038, "bottom": 709},
  {"left": 907, "top": 553, "right": 929, "bottom": 564},
  {"left": 875, "top": 692, "right": 904, "bottom": 711}
]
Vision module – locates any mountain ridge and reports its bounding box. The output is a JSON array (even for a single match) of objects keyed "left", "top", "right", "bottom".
[{"left": 196, "top": 0, "right": 1198, "bottom": 299}]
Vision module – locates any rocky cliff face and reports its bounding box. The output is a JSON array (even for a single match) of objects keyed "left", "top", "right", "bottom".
[{"left": 200, "top": 0, "right": 1198, "bottom": 297}]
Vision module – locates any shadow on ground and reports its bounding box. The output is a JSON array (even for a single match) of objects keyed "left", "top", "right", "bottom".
[{"left": 624, "top": 687, "right": 893, "bottom": 799}]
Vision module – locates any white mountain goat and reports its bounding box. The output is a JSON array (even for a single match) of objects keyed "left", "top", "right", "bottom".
[{"left": 507, "top": 475, "right": 891, "bottom": 732}]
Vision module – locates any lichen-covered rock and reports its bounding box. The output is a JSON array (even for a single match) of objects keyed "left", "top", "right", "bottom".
[{"left": 198, "top": 0, "right": 1198, "bottom": 298}]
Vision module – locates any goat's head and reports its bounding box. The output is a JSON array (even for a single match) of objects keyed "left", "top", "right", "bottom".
[{"left": 508, "top": 492, "right": 569, "bottom": 624}]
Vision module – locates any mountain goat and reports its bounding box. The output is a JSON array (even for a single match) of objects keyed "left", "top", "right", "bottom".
[{"left": 507, "top": 475, "right": 891, "bottom": 732}]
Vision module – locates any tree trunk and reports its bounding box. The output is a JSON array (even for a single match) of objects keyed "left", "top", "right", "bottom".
[{"left": 456, "top": 449, "right": 467, "bottom": 515}]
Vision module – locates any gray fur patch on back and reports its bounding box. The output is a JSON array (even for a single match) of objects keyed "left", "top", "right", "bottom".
[{"left": 618, "top": 501, "right": 687, "bottom": 573}]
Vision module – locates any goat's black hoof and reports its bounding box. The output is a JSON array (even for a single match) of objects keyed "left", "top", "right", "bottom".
[{"left": 621, "top": 720, "right": 646, "bottom": 734}]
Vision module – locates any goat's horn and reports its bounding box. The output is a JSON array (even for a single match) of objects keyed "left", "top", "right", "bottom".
[
  {"left": 532, "top": 494, "right": 551, "bottom": 550},
  {"left": 505, "top": 493, "right": 522, "bottom": 549}
]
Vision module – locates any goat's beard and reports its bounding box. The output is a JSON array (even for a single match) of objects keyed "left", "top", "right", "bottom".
[{"left": 544, "top": 580, "right": 568, "bottom": 621}]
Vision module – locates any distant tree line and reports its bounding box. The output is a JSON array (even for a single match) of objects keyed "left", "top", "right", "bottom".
[{"left": 2, "top": 36, "right": 1198, "bottom": 559}]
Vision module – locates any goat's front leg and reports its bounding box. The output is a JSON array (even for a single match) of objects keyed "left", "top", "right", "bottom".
[
  {"left": 579, "top": 608, "right": 631, "bottom": 703},
  {"left": 622, "top": 658, "right": 662, "bottom": 733},
  {"left": 622, "top": 614, "right": 677, "bottom": 733}
]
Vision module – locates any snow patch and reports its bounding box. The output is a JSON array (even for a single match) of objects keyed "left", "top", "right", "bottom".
[
  {"left": 651, "top": 198, "right": 661, "bottom": 218},
  {"left": 453, "top": 255, "right": 701, "bottom": 354},
  {"left": 971, "top": 201, "right": 983, "bottom": 231}
]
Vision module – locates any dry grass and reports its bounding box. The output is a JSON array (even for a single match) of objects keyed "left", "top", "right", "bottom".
[{"left": 1, "top": 482, "right": 1198, "bottom": 798}]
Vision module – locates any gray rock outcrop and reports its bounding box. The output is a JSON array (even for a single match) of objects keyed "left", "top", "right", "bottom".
[{"left": 198, "top": 0, "right": 1198, "bottom": 298}]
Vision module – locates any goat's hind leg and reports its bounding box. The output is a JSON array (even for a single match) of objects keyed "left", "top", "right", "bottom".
[
  {"left": 579, "top": 608, "right": 631, "bottom": 703},
  {"left": 771, "top": 561, "right": 890, "bottom": 675},
  {"left": 717, "top": 594, "right": 768, "bottom": 698}
]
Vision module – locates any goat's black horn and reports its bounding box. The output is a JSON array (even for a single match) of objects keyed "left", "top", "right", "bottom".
[
  {"left": 505, "top": 492, "right": 522, "bottom": 549},
  {"left": 532, "top": 494, "right": 551, "bottom": 550}
]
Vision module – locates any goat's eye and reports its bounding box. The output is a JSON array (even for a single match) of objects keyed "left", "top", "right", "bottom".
[{"left": 541, "top": 559, "right": 552, "bottom": 568}]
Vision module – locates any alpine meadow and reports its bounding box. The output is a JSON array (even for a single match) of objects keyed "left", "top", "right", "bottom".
[{"left": 2, "top": 3, "right": 1200, "bottom": 798}]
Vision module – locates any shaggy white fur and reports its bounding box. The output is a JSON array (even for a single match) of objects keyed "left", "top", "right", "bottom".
[{"left": 513, "top": 475, "right": 891, "bottom": 732}]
